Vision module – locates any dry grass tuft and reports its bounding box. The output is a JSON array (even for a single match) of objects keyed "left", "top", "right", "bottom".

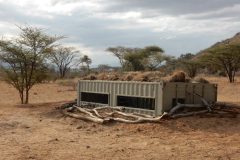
[
  {"left": 81, "top": 71, "right": 165, "bottom": 82},
  {"left": 121, "top": 72, "right": 137, "bottom": 81},
  {"left": 193, "top": 77, "right": 209, "bottom": 83},
  {"left": 168, "top": 71, "right": 187, "bottom": 82},
  {"left": 82, "top": 74, "right": 97, "bottom": 80},
  {"left": 95, "top": 72, "right": 108, "bottom": 80}
]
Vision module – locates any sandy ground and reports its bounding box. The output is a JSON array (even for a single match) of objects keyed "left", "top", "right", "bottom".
[
  {"left": 0, "top": 77, "right": 240, "bottom": 160},
  {"left": 206, "top": 76, "right": 240, "bottom": 103}
]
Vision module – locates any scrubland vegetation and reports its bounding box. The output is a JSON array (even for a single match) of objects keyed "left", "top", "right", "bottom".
[
  {"left": 0, "top": 26, "right": 240, "bottom": 160},
  {"left": 0, "top": 26, "right": 240, "bottom": 104}
]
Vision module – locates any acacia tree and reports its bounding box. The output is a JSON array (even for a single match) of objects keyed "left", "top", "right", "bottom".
[
  {"left": 178, "top": 53, "right": 200, "bottom": 78},
  {"left": 106, "top": 46, "right": 130, "bottom": 68},
  {"left": 123, "top": 48, "right": 144, "bottom": 71},
  {"left": 159, "top": 56, "right": 178, "bottom": 75},
  {"left": 123, "top": 46, "right": 168, "bottom": 71},
  {"left": 0, "top": 26, "right": 62, "bottom": 104},
  {"left": 106, "top": 46, "right": 169, "bottom": 71},
  {"left": 48, "top": 46, "right": 80, "bottom": 78},
  {"left": 201, "top": 44, "right": 240, "bottom": 83},
  {"left": 80, "top": 55, "right": 92, "bottom": 74},
  {"left": 141, "top": 46, "right": 168, "bottom": 71}
]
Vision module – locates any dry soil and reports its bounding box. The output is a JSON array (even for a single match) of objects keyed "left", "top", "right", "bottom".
[{"left": 0, "top": 77, "right": 239, "bottom": 160}]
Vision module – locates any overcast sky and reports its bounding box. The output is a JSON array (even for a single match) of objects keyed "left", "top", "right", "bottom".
[{"left": 0, "top": 0, "right": 240, "bottom": 66}]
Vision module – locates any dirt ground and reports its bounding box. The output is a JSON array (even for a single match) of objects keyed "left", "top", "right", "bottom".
[{"left": 0, "top": 77, "right": 240, "bottom": 160}]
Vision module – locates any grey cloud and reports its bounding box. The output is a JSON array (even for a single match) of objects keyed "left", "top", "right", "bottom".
[
  {"left": 185, "top": 9, "right": 240, "bottom": 20},
  {"left": 102, "top": 0, "right": 240, "bottom": 16},
  {"left": 0, "top": 0, "right": 240, "bottom": 66},
  {"left": 46, "top": 0, "right": 240, "bottom": 18},
  {"left": 46, "top": 0, "right": 240, "bottom": 21}
]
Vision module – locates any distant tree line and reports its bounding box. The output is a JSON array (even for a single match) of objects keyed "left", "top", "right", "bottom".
[{"left": 107, "top": 44, "right": 240, "bottom": 83}]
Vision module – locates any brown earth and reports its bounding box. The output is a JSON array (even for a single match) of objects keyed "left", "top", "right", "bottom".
[{"left": 0, "top": 77, "right": 239, "bottom": 160}]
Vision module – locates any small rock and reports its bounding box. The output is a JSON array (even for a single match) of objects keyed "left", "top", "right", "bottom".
[
  {"left": 115, "top": 134, "right": 120, "bottom": 137},
  {"left": 28, "top": 156, "right": 35, "bottom": 159},
  {"left": 48, "top": 138, "right": 59, "bottom": 143},
  {"left": 86, "top": 145, "right": 90, "bottom": 149},
  {"left": 136, "top": 128, "right": 142, "bottom": 132},
  {"left": 76, "top": 126, "right": 82, "bottom": 129}
]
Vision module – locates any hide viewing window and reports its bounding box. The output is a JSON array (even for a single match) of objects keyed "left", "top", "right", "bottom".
[
  {"left": 81, "top": 92, "right": 109, "bottom": 104},
  {"left": 117, "top": 96, "right": 155, "bottom": 110}
]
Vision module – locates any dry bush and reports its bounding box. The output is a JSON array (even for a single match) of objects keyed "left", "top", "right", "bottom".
[
  {"left": 119, "top": 71, "right": 163, "bottom": 82},
  {"left": 168, "top": 71, "right": 188, "bottom": 82},
  {"left": 192, "top": 77, "right": 209, "bottom": 83},
  {"left": 121, "top": 72, "right": 137, "bottom": 81},
  {"left": 132, "top": 73, "right": 149, "bottom": 81},
  {"left": 82, "top": 74, "right": 97, "bottom": 80},
  {"left": 142, "top": 71, "right": 164, "bottom": 82},
  {"left": 107, "top": 73, "right": 120, "bottom": 80},
  {"left": 98, "top": 72, "right": 120, "bottom": 81},
  {"left": 81, "top": 71, "right": 165, "bottom": 82},
  {"left": 81, "top": 71, "right": 203, "bottom": 83},
  {"left": 96, "top": 72, "right": 108, "bottom": 80}
]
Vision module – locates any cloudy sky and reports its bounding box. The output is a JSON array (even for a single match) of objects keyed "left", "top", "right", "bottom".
[{"left": 0, "top": 0, "right": 240, "bottom": 66}]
